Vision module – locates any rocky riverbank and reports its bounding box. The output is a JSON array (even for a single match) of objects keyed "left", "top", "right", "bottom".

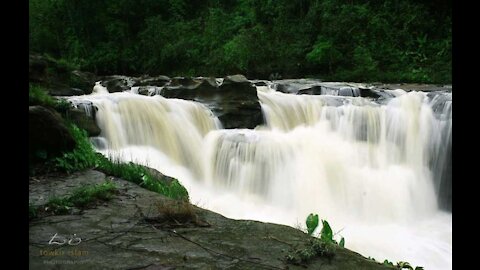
[{"left": 29, "top": 169, "right": 393, "bottom": 270}]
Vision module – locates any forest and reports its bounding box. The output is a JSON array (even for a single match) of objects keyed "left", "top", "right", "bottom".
[{"left": 29, "top": 0, "right": 451, "bottom": 83}]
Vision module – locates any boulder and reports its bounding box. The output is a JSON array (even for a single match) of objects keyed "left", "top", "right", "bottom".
[
  {"left": 101, "top": 75, "right": 138, "bottom": 93},
  {"left": 66, "top": 108, "right": 101, "bottom": 137},
  {"left": 216, "top": 75, "right": 264, "bottom": 129},
  {"left": 162, "top": 75, "right": 264, "bottom": 129},
  {"left": 29, "top": 106, "right": 76, "bottom": 161},
  {"left": 162, "top": 77, "right": 218, "bottom": 99},
  {"left": 70, "top": 70, "right": 98, "bottom": 94}
]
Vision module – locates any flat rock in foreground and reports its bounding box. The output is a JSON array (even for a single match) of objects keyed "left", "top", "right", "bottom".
[{"left": 29, "top": 170, "right": 392, "bottom": 270}]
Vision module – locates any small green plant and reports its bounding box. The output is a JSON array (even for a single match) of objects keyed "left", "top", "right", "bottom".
[
  {"left": 286, "top": 238, "right": 336, "bottom": 265},
  {"left": 305, "top": 214, "right": 345, "bottom": 247},
  {"left": 45, "top": 181, "right": 117, "bottom": 215},
  {"left": 68, "top": 181, "right": 117, "bottom": 207},
  {"left": 396, "top": 261, "right": 424, "bottom": 270},
  {"left": 378, "top": 259, "right": 423, "bottom": 269},
  {"left": 383, "top": 259, "right": 394, "bottom": 266},
  {"left": 306, "top": 213, "right": 319, "bottom": 235}
]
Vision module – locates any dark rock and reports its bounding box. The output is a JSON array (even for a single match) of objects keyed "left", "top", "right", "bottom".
[
  {"left": 134, "top": 75, "right": 171, "bottom": 87},
  {"left": 29, "top": 106, "right": 76, "bottom": 161},
  {"left": 359, "top": 88, "right": 381, "bottom": 99},
  {"left": 275, "top": 84, "right": 296, "bottom": 93},
  {"left": 70, "top": 70, "right": 97, "bottom": 94},
  {"left": 169, "top": 77, "right": 203, "bottom": 88},
  {"left": 101, "top": 75, "right": 138, "bottom": 93},
  {"left": 252, "top": 80, "right": 268, "bottom": 86},
  {"left": 216, "top": 76, "right": 263, "bottom": 129},
  {"left": 162, "top": 75, "right": 264, "bottom": 129},
  {"left": 66, "top": 108, "right": 101, "bottom": 137},
  {"left": 163, "top": 77, "right": 218, "bottom": 99}
]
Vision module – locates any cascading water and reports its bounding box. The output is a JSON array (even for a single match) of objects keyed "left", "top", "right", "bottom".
[{"left": 68, "top": 82, "right": 452, "bottom": 270}]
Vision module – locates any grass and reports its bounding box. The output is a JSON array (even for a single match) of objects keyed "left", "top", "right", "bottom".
[
  {"left": 286, "top": 238, "right": 336, "bottom": 265},
  {"left": 47, "top": 123, "right": 189, "bottom": 201},
  {"left": 96, "top": 155, "right": 189, "bottom": 201},
  {"left": 44, "top": 181, "right": 117, "bottom": 215},
  {"left": 29, "top": 84, "right": 56, "bottom": 107},
  {"left": 29, "top": 84, "right": 72, "bottom": 112},
  {"left": 155, "top": 200, "right": 196, "bottom": 224}
]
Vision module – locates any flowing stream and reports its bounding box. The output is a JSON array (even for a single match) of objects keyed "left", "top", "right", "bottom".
[{"left": 68, "top": 82, "right": 452, "bottom": 270}]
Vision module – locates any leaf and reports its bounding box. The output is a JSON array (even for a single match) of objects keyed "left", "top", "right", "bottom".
[
  {"left": 339, "top": 237, "right": 345, "bottom": 247},
  {"left": 320, "top": 220, "right": 333, "bottom": 242},
  {"left": 306, "top": 214, "right": 319, "bottom": 235},
  {"left": 397, "top": 261, "right": 413, "bottom": 269},
  {"left": 383, "top": 260, "right": 394, "bottom": 266}
]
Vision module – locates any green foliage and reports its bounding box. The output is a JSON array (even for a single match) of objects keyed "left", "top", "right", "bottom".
[
  {"left": 45, "top": 181, "right": 117, "bottom": 214},
  {"left": 380, "top": 259, "right": 424, "bottom": 269},
  {"left": 53, "top": 124, "right": 98, "bottom": 173},
  {"left": 286, "top": 238, "right": 335, "bottom": 265},
  {"left": 384, "top": 259, "right": 394, "bottom": 266},
  {"left": 320, "top": 219, "right": 334, "bottom": 243},
  {"left": 29, "top": 84, "right": 56, "bottom": 107},
  {"left": 395, "top": 261, "right": 424, "bottom": 270},
  {"left": 29, "top": 0, "right": 451, "bottom": 83},
  {"left": 97, "top": 156, "right": 189, "bottom": 201},
  {"left": 339, "top": 237, "right": 345, "bottom": 247},
  {"left": 305, "top": 214, "right": 345, "bottom": 246},
  {"left": 29, "top": 84, "right": 72, "bottom": 112},
  {"left": 68, "top": 181, "right": 117, "bottom": 207},
  {"left": 306, "top": 213, "right": 319, "bottom": 235},
  {"left": 44, "top": 123, "right": 189, "bottom": 201}
]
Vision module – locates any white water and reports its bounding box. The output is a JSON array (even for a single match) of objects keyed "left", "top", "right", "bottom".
[{"left": 69, "top": 85, "right": 452, "bottom": 270}]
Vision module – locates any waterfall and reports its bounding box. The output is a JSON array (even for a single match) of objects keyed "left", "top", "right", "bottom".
[{"left": 69, "top": 83, "right": 452, "bottom": 270}]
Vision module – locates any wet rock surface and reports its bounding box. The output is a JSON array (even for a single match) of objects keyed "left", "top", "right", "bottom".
[{"left": 30, "top": 170, "right": 391, "bottom": 270}]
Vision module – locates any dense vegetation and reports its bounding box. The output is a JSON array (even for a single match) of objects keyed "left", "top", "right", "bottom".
[{"left": 29, "top": 0, "right": 451, "bottom": 83}]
